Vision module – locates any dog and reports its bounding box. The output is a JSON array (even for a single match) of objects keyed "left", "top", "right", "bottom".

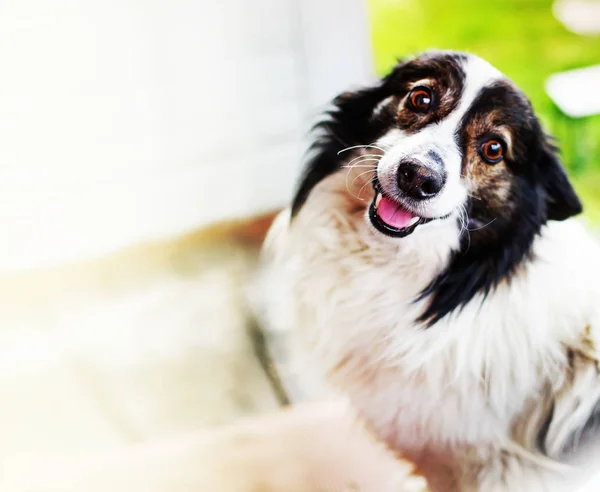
[{"left": 255, "top": 51, "right": 600, "bottom": 491}]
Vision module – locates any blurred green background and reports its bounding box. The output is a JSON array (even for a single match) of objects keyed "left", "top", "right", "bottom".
[{"left": 367, "top": 0, "right": 600, "bottom": 223}]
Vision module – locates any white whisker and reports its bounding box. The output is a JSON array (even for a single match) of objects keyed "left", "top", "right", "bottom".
[
  {"left": 345, "top": 169, "right": 376, "bottom": 201},
  {"left": 352, "top": 169, "right": 377, "bottom": 187},
  {"left": 345, "top": 153, "right": 383, "bottom": 165},
  {"left": 341, "top": 144, "right": 385, "bottom": 199},
  {"left": 342, "top": 160, "right": 380, "bottom": 170},
  {"left": 345, "top": 160, "right": 377, "bottom": 196},
  {"left": 338, "top": 144, "right": 387, "bottom": 155},
  {"left": 468, "top": 218, "right": 497, "bottom": 231},
  {"left": 458, "top": 206, "right": 468, "bottom": 235},
  {"left": 457, "top": 204, "right": 471, "bottom": 254},
  {"left": 357, "top": 175, "right": 378, "bottom": 200}
]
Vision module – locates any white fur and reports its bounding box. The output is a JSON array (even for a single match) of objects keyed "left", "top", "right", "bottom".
[{"left": 256, "top": 54, "right": 600, "bottom": 491}]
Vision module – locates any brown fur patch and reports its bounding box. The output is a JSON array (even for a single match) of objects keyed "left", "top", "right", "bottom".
[
  {"left": 395, "top": 77, "right": 463, "bottom": 132},
  {"left": 374, "top": 53, "right": 467, "bottom": 134},
  {"left": 460, "top": 108, "right": 513, "bottom": 213},
  {"left": 456, "top": 82, "right": 534, "bottom": 226},
  {"left": 570, "top": 325, "right": 599, "bottom": 370}
]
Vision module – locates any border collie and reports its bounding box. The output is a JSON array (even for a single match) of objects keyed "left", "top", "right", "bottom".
[{"left": 257, "top": 51, "right": 600, "bottom": 491}]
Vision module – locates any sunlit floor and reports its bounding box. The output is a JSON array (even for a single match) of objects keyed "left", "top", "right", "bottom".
[{"left": 0, "top": 215, "right": 281, "bottom": 490}]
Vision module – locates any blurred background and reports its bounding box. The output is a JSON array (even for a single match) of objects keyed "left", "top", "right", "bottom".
[{"left": 0, "top": 0, "right": 599, "bottom": 490}]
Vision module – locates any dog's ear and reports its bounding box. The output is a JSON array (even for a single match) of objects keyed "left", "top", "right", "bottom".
[
  {"left": 290, "top": 80, "right": 388, "bottom": 217},
  {"left": 538, "top": 140, "right": 583, "bottom": 222}
]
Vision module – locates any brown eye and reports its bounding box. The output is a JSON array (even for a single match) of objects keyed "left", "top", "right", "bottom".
[
  {"left": 408, "top": 87, "right": 432, "bottom": 112},
  {"left": 480, "top": 139, "right": 504, "bottom": 164}
]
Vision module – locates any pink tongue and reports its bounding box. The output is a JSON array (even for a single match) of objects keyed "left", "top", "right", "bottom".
[{"left": 377, "top": 196, "right": 416, "bottom": 229}]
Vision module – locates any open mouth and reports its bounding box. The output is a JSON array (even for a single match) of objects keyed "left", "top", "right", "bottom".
[{"left": 369, "top": 181, "right": 436, "bottom": 238}]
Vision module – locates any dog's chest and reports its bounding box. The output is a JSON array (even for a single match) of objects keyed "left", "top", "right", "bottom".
[
  {"left": 263, "top": 209, "right": 598, "bottom": 457},
  {"left": 270, "top": 224, "right": 580, "bottom": 451},
  {"left": 280, "top": 245, "right": 529, "bottom": 443}
]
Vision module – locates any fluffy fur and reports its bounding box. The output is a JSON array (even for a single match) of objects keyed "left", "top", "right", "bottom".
[{"left": 256, "top": 51, "right": 600, "bottom": 491}]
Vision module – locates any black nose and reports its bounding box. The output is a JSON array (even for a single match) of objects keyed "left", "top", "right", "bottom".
[{"left": 397, "top": 160, "right": 443, "bottom": 200}]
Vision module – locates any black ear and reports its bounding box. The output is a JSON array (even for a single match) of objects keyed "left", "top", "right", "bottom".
[
  {"left": 290, "top": 80, "right": 388, "bottom": 217},
  {"left": 539, "top": 143, "right": 583, "bottom": 222}
]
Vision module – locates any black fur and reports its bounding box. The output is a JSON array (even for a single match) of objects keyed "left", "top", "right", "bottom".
[
  {"left": 418, "top": 82, "right": 582, "bottom": 325},
  {"left": 291, "top": 83, "right": 390, "bottom": 216}
]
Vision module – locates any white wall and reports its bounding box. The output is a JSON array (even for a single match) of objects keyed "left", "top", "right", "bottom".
[{"left": 0, "top": 0, "right": 373, "bottom": 273}]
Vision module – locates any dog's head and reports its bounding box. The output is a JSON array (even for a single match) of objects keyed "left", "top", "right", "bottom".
[{"left": 291, "top": 51, "right": 582, "bottom": 324}]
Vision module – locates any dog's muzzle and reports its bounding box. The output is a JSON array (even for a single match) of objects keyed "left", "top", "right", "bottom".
[{"left": 369, "top": 155, "right": 447, "bottom": 238}]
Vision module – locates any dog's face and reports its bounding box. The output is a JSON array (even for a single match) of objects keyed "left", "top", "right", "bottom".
[
  {"left": 291, "top": 51, "right": 582, "bottom": 323},
  {"left": 370, "top": 54, "right": 535, "bottom": 239}
]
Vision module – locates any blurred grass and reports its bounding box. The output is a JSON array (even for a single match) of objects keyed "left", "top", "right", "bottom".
[{"left": 367, "top": 0, "right": 600, "bottom": 222}]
